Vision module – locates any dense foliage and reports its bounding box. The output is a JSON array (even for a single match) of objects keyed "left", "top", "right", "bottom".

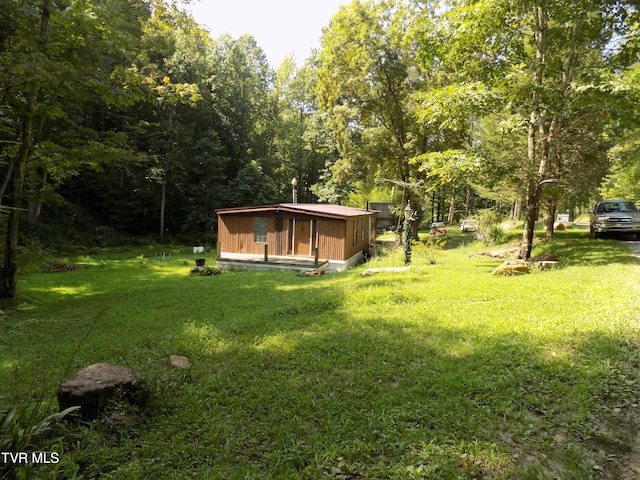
[{"left": 1, "top": 0, "right": 639, "bottom": 295}]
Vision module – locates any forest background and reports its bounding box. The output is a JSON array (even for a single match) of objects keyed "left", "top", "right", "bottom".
[{"left": 2, "top": 0, "right": 640, "bottom": 297}]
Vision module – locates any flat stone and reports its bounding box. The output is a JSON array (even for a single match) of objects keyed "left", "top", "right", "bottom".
[
  {"left": 492, "top": 260, "right": 530, "bottom": 276},
  {"left": 107, "top": 411, "right": 140, "bottom": 428},
  {"left": 361, "top": 267, "right": 412, "bottom": 276},
  {"left": 169, "top": 355, "right": 191, "bottom": 370},
  {"left": 57, "top": 363, "right": 148, "bottom": 419},
  {"left": 529, "top": 254, "right": 559, "bottom": 263}
]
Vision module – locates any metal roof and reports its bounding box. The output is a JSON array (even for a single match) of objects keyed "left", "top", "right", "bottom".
[{"left": 215, "top": 203, "right": 378, "bottom": 219}]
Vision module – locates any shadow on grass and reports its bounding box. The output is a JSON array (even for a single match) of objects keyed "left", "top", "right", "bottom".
[
  {"left": 534, "top": 230, "right": 639, "bottom": 267},
  {"left": 2, "top": 245, "right": 639, "bottom": 479},
  {"left": 115, "top": 307, "right": 639, "bottom": 480}
]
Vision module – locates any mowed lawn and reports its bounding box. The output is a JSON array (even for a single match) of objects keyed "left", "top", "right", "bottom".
[{"left": 1, "top": 231, "right": 640, "bottom": 479}]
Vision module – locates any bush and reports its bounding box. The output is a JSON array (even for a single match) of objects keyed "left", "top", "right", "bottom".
[
  {"left": 476, "top": 209, "right": 506, "bottom": 245},
  {"left": 488, "top": 225, "right": 505, "bottom": 244},
  {"left": 412, "top": 237, "right": 446, "bottom": 265}
]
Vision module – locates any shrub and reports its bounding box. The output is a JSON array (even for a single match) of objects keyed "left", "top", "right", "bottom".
[
  {"left": 476, "top": 209, "right": 506, "bottom": 245},
  {"left": 412, "top": 237, "right": 446, "bottom": 265},
  {"left": 488, "top": 225, "right": 505, "bottom": 244}
]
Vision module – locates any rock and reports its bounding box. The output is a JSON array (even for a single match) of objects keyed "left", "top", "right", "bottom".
[
  {"left": 107, "top": 411, "right": 140, "bottom": 428},
  {"left": 57, "top": 363, "right": 148, "bottom": 419},
  {"left": 472, "top": 247, "right": 520, "bottom": 259},
  {"left": 492, "top": 260, "right": 530, "bottom": 276},
  {"left": 529, "top": 254, "right": 559, "bottom": 263},
  {"left": 0, "top": 309, "right": 6, "bottom": 319},
  {"left": 528, "top": 254, "right": 559, "bottom": 271},
  {"left": 531, "top": 260, "right": 559, "bottom": 271},
  {"left": 554, "top": 222, "right": 572, "bottom": 230},
  {"left": 169, "top": 355, "right": 191, "bottom": 370},
  {"left": 297, "top": 269, "right": 325, "bottom": 277},
  {"left": 361, "top": 267, "right": 413, "bottom": 277}
]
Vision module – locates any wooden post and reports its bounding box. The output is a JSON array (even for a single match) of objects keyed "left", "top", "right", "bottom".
[
  {"left": 314, "top": 247, "right": 319, "bottom": 266},
  {"left": 264, "top": 244, "right": 268, "bottom": 261}
]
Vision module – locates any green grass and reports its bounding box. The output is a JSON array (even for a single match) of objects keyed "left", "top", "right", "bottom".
[{"left": 1, "top": 231, "right": 640, "bottom": 479}]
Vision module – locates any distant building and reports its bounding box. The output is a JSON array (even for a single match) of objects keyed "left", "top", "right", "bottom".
[{"left": 369, "top": 202, "right": 396, "bottom": 231}]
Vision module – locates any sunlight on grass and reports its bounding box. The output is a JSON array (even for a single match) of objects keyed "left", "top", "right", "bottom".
[
  {"left": 1, "top": 233, "right": 639, "bottom": 479},
  {"left": 253, "top": 332, "right": 297, "bottom": 354},
  {"left": 182, "top": 323, "right": 231, "bottom": 354},
  {"left": 148, "top": 264, "right": 195, "bottom": 278},
  {"left": 0, "top": 359, "right": 18, "bottom": 373},
  {"left": 32, "top": 285, "right": 98, "bottom": 297}
]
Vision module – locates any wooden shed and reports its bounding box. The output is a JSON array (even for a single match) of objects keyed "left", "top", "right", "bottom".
[
  {"left": 215, "top": 203, "right": 378, "bottom": 272},
  {"left": 369, "top": 202, "right": 396, "bottom": 231}
]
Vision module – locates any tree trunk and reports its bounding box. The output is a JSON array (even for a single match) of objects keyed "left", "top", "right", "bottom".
[
  {"left": 520, "top": 179, "right": 540, "bottom": 260},
  {"left": 545, "top": 201, "right": 557, "bottom": 240},
  {"left": 519, "top": 4, "right": 548, "bottom": 260},
  {"left": 27, "top": 171, "right": 47, "bottom": 224},
  {"left": 0, "top": 0, "right": 52, "bottom": 298},
  {"left": 447, "top": 188, "right": 455, "bottom": 225},
  {"left": 0, "top": 158, "right": 14, "bottom": 205},
  {"left": 2, "top": 147, "right": 32, "bottom": 298},
  {"left": 511, "top": 198, "right": 522, "bottom": 221},
  {"left": 159, "top": 181, "right": 166, "bottom": 241}
]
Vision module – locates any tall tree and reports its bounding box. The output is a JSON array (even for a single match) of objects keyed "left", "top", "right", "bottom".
[
  {"left": 413, "top": 0, "right": 637, "bottom": 258},
  {"left": 317, "top": 0, "right": 426, "bottom": 213},
  {"left": 208, "top": 34, "right": 274, "bottom": 178},
  {"left": 0, "top": 0, "right": 54, "bottom": 297},
  {"left": 268, "top": 56, "right": 337, "bottom": 202}
]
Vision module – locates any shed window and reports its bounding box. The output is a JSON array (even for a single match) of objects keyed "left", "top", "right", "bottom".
[
  {"left": 353, "top": 219, "right": 358, "bottom": 245},
  {"left": 362, "top": 216, "right": 367, "bottom": 241},
  {"left": 254, "top": 217, "right": 268, "bottom": 243}
]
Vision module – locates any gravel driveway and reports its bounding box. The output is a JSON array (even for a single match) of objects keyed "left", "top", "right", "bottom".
[{"left": 624, "top": 240, "right": 640, "bottom": 260}]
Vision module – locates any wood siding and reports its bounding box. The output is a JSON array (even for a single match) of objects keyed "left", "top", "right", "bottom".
[
  {"left": 219, "top": 215, "right": 279, "bottom": 255},
  {"left": 317, "top": 219, "right": 346, "bottom": 260},
  {"left": 218, "top": 211, "right": 375, "bottom": 261},
  {"left": 345, "top": 216, "right": 371, "bottom": 260}
]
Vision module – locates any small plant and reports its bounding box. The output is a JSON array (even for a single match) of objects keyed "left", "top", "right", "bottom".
[
  {"left": 476, "top": 208, "right": 506, "bottom": 245},
  {"left": 0, "top": 404, "right": 79, "bottom": 478},
  {"left": 488, "top": 225, "right": 505, "bottom": 244},
  {"left": 413, "top": 237, "right": 446, "bottom": 265},
  {"left": 135, "top": 254, "right": 147, "bottom": 268}
]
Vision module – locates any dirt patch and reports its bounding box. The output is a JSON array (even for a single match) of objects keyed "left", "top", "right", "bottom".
[{"left": 615, "top": 421, "right": 640, "bottom": 479}]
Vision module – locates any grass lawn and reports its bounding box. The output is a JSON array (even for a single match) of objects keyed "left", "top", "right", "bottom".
[{"left": 1, "top": 230, "right": 640, "bottom": 479}]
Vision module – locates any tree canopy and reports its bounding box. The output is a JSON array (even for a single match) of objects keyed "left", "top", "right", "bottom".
[{"left": 1, "top": 0, "right": 639, "bottom": 295}]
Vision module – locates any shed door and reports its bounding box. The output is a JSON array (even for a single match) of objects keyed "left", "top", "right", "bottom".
[{"left": 294, "top": 220, "right": 311, "bottom": 256}]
